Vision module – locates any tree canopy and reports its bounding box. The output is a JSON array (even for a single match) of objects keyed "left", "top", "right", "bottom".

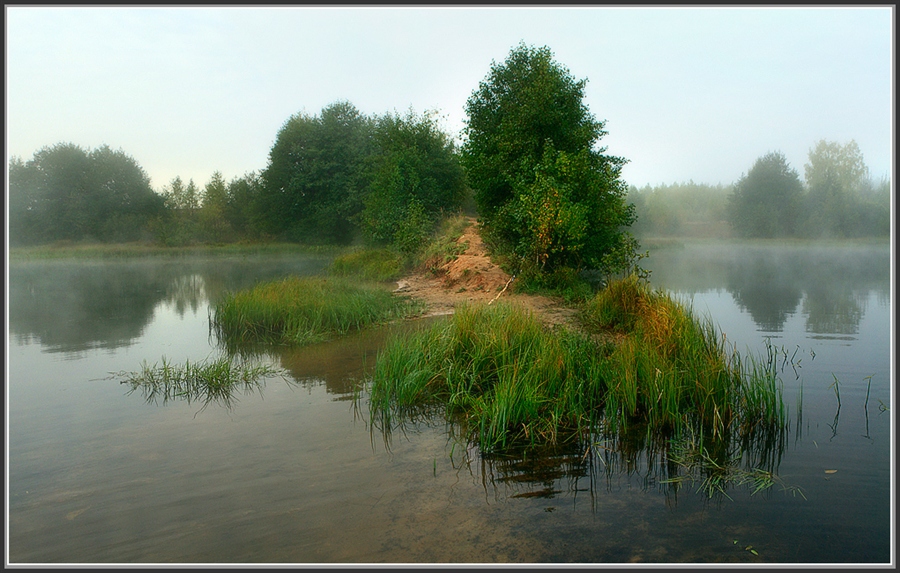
[
  {"left": 461, "top": 42, "right": 636, "bottom": 278},
  {"left": 8, "top": 143, "right": 164, "bottom": 246},
  {"left": 727, "top": 141, "right": 889, "bottom": 239},
  {"left": 258, "top": 100, "right": 374, "bottom": 244},
  {"left": 727, "top": 151, "right": 804, "bottom": 238},
  {"left": 360, "top": 109, "right": 467, "bottom": 253}
]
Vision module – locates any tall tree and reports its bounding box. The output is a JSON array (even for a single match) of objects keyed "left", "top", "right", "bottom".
[
  {"left": 802, "top": 139, "right": 870, "bottom": 237},
  {"left": 461, "top": 42, "right": 636, "bottom": 276},
  {"left": 727, "top": 151, "right": 804, "bottom": 238},
  {"left": 199, "top": 171, "right": 231, "bottom": 242},
  {"left": 259, "top": 100, "right": 373, "bottom": 243},
  {"left": 8, "top": 143, "right": 163, "bottom": 245},
  {"left": 360, "top": 109, "right": 467, "bottom": 252}
]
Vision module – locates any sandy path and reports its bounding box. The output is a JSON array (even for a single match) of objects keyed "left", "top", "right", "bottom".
[{"left": 393, "top": 218, "right": 578, "bottom": 328}]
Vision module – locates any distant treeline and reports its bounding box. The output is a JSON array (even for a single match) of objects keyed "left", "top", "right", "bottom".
[
  {"left": 629, "top": 140, "right": 890, "bottom": 240},
  {"left": 8, "top": 101, "right": 468, "bottom": 250},
  {"left": 8, "top": 117, "right": 889, "bottom": 247}
]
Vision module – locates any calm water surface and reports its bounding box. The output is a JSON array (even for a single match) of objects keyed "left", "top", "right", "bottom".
[{"left": 6, "top": 243, "right": 893, "bottom": 565}]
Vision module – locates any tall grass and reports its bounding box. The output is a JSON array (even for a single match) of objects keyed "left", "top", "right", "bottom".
[
  {"left": 370, "top": 302, "right": 607, "bottom": 451},
  {"left": 582, "top": 274, "right": 786, "bottom": 440},
  {"left": 115, "top": 355, "right": 282, "bottom": 412},
  {"left": 211, "top": 276, "right": 424, "bottom": 349},
  {"left": 328, "top": 248, "right": 405, "bottom": 282},
  {"left": 369, "top": 275, "right": 788, "bottom": 454}
]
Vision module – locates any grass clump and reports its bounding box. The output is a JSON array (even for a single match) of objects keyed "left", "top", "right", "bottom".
[
  {"left": 582, "top": 274, "right": 785, "bottom": 439},
  {"left": 370, "top": 275, "right": 787, "bottom": 454},
  {"left": 211, "top": 276, "right": 424, "bottom": 349},
  {"left": 328, "top": 248, "right": 405, "bottom": 282},
  {"left": 115, "top": 355, "right": 282, "bottom": 411},
  {"left": 370, "top": 302, "right": 608, "bottom": 451}
]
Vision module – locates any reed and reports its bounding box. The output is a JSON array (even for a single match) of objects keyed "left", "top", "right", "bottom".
[
  {"left": 115, "top": 355, "right": 282, "bottom": 411},
  {"left": 370, "top": 302, "right": 608, "bottom": 451},
  {"left": 582, "top": 275, "right": 786, "bottom": 441},
  {"left": 370, "top": 275, "right": 788, "bottom": 454},
  {"left": 211, "top": 276, "right": 425, "bottom": 349}
]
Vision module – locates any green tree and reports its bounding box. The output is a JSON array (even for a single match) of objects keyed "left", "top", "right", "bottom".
[
  {"left": 8, "top": 142, "right": 163, "bottom": 245},
  {"left": 461, "top": 42, "right": 636, "bottom": 277},
  {"left": 199, "top": 171, "right": 232, "bottom": 242},
  {"left": 802, "top": 139, "right": 871, "bottom": 237},
  {"left": 155, "top": 175, "right": 202, "bottom": 246},
  {"left": 259, "top": 100, "right": 373, "bottom": 243},
  {"left": 628, "top": 181, "right": 733, "bottom": 238},
  {"left": 359, "top": 109, "right": 467, "bottom": 251},
  {"left": 223, "top": 171, "right": 264, "bottom": 238},
  {"left": 727, "top": 151, "right": 804, "bottom": 238}
]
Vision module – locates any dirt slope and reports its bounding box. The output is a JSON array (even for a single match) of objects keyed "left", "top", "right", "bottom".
[{"left": 394, "top": 218, "right": 578, "bottom": 328}]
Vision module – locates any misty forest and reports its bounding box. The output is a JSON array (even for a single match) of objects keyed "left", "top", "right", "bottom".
[{"left": 7, "top": 113, "right": 889, "bottom": 253}]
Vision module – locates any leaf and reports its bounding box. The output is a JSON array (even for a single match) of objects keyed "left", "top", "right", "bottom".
[
  {"left": 825, "top": 469, "right": 837, "bottom": 474},
  {"left": 750, "top": 549, "right": 759, "bottom": 556}
]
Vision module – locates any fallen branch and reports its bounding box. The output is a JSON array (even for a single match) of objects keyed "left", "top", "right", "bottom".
[{"left": 488, "top": 276, "right": 515, "bottom": 305}]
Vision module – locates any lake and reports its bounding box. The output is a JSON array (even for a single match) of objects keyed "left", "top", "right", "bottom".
[{"left": 6, "top": 241, "right": 893, "bottom": 565}]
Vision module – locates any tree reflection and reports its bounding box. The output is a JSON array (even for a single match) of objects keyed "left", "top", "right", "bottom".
[
  {"left": 726, "top": 252, "right": 803, "bottom": 332},
  {"left": 8, "top": 261, "right": 174, "bottom": 353},
  {"left": 7, "top": 256, "right": 331, "bottom": 355}
]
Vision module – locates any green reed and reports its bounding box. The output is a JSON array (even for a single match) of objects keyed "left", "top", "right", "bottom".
[
  {"left": 369, "top": 275, "right": 787, "bottom": 454},
  {"left": 115, "top": 355, "right": 282, "bottom": 411},
  {"left": 370, "top": 301, "right": 608, "bottom": 451},
  {"left": 211, "top": 276, "right": 424, "bottom": 349}
]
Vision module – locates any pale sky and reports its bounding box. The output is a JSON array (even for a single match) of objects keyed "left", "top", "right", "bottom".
[{"left": 5, "top": 5, "right": 894, "bottom": 192}]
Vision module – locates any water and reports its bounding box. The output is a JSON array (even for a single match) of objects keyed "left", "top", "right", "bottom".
[{"left": 6, "top": 243, "right": 893, "bottom": 565}]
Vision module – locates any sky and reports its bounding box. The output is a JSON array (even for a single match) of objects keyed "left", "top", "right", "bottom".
[{"left": 5, "top": 5, "right": 894, "bottom": 192}]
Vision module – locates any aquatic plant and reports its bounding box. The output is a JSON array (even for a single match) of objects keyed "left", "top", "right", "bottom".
[
  {"left": 582, "top": 274, "right": 786, "bottom": 441},
  {"left": 211, "top": 276, "right": 424, "bottom": 349},
  {"left": 369, "top": 301, "right": 607, "bottom": 451},
  {"left": 369, "top": 275, "right": 788, "bottom": 455},
  {"left": 661, "top": 427, "right": 805, "bottom": 501},
  {"left": 115, "top": 355, "right": 283, "bottom": 412}
]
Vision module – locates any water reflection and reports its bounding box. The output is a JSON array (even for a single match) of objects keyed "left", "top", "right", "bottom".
[
  {"left": 451, "top": 417, "right": 793, "bottom": 510},
  {"left": 726, "top": 255, "right": 802, "bottom": 331},
  {"left": 645, "top": 242, "right": 889, "bottom": 335},
  {"left": 7, "top": 256, "right": 330, "bottom": 354}
]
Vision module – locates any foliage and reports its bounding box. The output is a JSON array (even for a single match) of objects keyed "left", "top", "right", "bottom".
[
  {"left": 8, "top": 143, "right": 165, "bottom": 246},
  {"left": 258, "top": 101, "right": 374, "bottom": 244},
  {"left": 255, "top": 102, "right": 467, "bottom": 251},
  {"left": 328, "top": 248, "right": 405, "bottom": 282},
  {"left": 461, "top": 42, "right": 637, "bottom": 277},
  {"left": 727, "top": 151, "right": 804, "bottom": 238},
  {"left": 726, "top": 141, "right": 889, "bottom": 239},
  {"left": 370, "top": 278, "right": 787, "bottom": 452},
  {"left": 198, "top": 170, "right": 233, "bottom": 243},
  {"left": 358, "top": 109, "right": 467, "bottom": 253},
  {"left": 211, "top": 276, "right": 424, "bottom": 350},
  {"left": 628, "top": 181, "right": 733, "bottom": 238},
  {"left": 801, "top": 139, "right": 884, "bottom": 238}
]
